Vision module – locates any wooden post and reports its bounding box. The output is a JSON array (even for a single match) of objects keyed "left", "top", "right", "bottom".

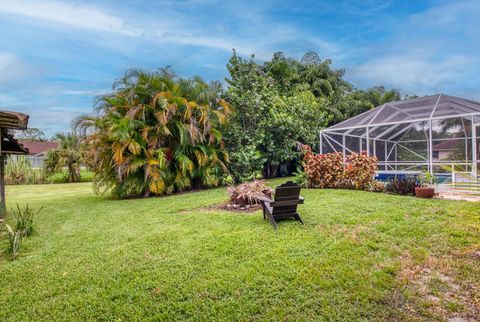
[
  {"left": 0, "top": 154, "right": 5, "bottom": 217},
  {"left": 0, "top": 128, "right": 4, "bottom": 217}
]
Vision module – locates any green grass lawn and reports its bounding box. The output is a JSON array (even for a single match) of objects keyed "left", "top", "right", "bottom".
[
  {"left": 1, "top": 180, "right": 479, "bottom": 321},
  {"left": 46, "top": 169, "right": 94, "bottom": 183}
]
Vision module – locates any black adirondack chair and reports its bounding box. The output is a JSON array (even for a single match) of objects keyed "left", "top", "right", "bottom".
[{"left": 259, "top": 181, "right": 305, "bottom": 229}]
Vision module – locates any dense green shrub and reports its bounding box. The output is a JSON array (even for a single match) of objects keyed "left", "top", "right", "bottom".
[{"left": 75, "top": 69, "right": 231, "bottom": 198}]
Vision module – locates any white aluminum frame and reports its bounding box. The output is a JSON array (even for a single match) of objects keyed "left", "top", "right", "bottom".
[{"left": 319, "top": 95, "right": 480, "bottom": 182}]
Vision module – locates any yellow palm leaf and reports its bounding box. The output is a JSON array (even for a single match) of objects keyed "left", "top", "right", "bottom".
[
  {"left": 112, "top": 142, "right": 126, "bottom": 164},
  {"left": 128, "top": 140, "right": 141, "bottom": 155},
  {"left": 147, "top": 158, "right": 159, "bottom": 166}
]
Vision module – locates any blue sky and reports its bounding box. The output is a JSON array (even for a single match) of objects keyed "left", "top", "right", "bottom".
[{"left": 0, "top": 0, "right": 479, "bottom": 136}]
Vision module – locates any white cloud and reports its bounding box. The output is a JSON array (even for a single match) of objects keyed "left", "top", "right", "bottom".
[
  {"left": 409, "top": 0, "right": 480, "bottom": 31},
  {"left": 349, "top": 55, "right": 472, "bottom": 95},
  {"left": 22, "top": 106, "right": 86, "bottom": 134},
  {"left": 0, "top": 0, "right": 138, "bottom": 36},
  {"left": 341, "top": 0, "right": 393, "bottom": 16},
  {"left": 0, "top": 0, "right": 337, "bottom": 59},
  {"left": 63, "top": 89, "right": 108, "bottom": 96},
  {"left": 0, "top": 52, "right": 31, "bottom": 86},
  {"left": 345, "top": 0, "right": 480, "bottom": 97}
]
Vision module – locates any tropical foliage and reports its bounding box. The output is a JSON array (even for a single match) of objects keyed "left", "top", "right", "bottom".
[
  {"left": 224, "top": 51, "right": 401, "bottom": 181},
  {"left": 386, "top": 176, "right": 419, "bottom": 195},
  {"left": 10, "top": 203, "right": 42, "bottom": 237},
  {"left": 301, "top": 145, "right": 378, "bottom": 189},
  {"left": 3, "top": 204, "right": 42, "bottom": 259},
  {"left": 44, "top": 133, "right": 83, "bottom": 183},
  {"left": 66, "top": 52, "right": 405, "bottom": 195},
  {"left": 4, "top": 223, "right": 22, "bottom": 259},
  {"left": 5, "top": 155, "right": 47, "bottom": 185},
  {"left": 75, "top": 69, "right": 231, "bottom": 198}
]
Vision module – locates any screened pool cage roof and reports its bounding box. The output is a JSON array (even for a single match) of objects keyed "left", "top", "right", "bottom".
[
  {"left": 327, "top": 94, "right": 480, "bottom": 133},
  {"left": 321, "top": 94, "right": 480, "bottom": 145}
]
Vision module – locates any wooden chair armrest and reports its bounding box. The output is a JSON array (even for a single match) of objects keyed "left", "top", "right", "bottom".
[{"left": 258, "top": 196, "right": 273, "bottom": 204}]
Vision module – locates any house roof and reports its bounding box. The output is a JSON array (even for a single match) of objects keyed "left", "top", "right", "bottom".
[
  {"left": 0, "top": 110, "right": 29, "bottom": 129},
  {"left": 18, "top": 141, "right": 58, "bottom": 155},
  {"left": 432, "top": 140, "right": 460, "bottom": 151},
  {"left": 326, "top": 94, "right": 480, "bottom": 131}
]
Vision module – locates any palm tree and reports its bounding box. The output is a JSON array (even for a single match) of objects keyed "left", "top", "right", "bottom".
[
  {"left": 74, "top": 69, "right": 231, "bottom": 198},
  {"left": 44, "top": 133, "right": 83, "bottom": 183}
]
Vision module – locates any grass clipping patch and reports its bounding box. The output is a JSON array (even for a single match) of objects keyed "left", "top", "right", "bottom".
[{"left": 392, "top": 249, "right": 480, "bottom": 321}]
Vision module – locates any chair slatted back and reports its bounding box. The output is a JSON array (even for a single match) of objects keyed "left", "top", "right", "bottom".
[{"left": 272, "top": 181, "right": 301, "bottom": 216}]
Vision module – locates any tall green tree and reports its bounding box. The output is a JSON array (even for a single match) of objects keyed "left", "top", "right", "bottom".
[
  {"left": 74, "top": 69, "right": 230, "bottom": 198},
  {"left": 224, "top": 51, "right": 405, "bottom": 180},
  {"left": 15, "top": 128, "right": 47, "bottom": 141},
  {"left": 224, "top": 51, "right": 333, "bottom": 180}
]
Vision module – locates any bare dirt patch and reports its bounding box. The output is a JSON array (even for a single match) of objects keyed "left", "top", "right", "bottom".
[
  {"left": 176, "top": 201, "right": 262, "bottom": 214},
  {"left": 392, "top": 249, "right": 480, "bottom": 321},
  {"left": 211, "top": 201, "right": 262, "bottom": 213},
  {"left": 316, "top": 222, "right": 380, "bottom": 243}
]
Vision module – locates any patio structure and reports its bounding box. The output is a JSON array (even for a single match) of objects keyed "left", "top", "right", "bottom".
[
  {"left": 319, "top": 94, "right": 480, "bottom": 191},
  {"left": 0, "top": 110, "right": 29, "bottom": 214}
]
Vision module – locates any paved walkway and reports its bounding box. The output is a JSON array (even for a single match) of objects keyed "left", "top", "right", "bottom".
[{"left": 436, "top": 192, "right": 480, "bottom": 202}]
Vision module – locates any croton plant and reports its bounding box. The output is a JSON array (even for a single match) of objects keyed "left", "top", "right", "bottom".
[{"left": 301, "top": 145, "right": 378, "bottom": 190}]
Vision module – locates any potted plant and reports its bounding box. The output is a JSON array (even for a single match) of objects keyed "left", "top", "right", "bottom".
[{"left": 414, "top": 172, "right": 437, "bottom": 198}]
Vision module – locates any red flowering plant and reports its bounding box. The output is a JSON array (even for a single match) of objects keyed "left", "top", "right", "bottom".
[
  {"left": 300, "top": 145, "right": 378, "bottom": 190},
  {"left": 301, "top": 145, "right": 344, "bottom": 188},
  {"left": 344, "top": 152, "right": 378, "bottom": 189}
]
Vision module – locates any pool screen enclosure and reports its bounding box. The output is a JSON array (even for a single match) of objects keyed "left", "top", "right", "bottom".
[{"left": 319, "top": 94, "right": 480, "bottom": 186}]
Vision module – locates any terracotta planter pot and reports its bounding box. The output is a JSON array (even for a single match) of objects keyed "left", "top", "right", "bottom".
[{"left": 415, "top": 187, "right": 435, "bottom": 198}]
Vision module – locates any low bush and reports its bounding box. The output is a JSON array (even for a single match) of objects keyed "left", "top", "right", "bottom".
[
  {"left": 11, "top": 204, "right": 42, "bottom": 237},
  {"left": 302, "top": 147, "right": 344, "bottom": 188},
  {"left": 366, "top": 180, "right": 386, "bottom": 192},
  {"left": 227, "top": 180, "right": 273, "bottom": 206},
  {"left": 344, "top": 153, "right": 378, "bottom": 189},
  {"left": 301, "top": 145, "right": 378, "bottom": 190},
  {"left": 6, "top": 155, "right": 94, "bottom": 185},
  {"left": 386, "top": 176, "right": 418, "bottom": 195},
  {"left": 5, "top": 156, "right": 48, "bottom": 185},
  {"left": 293, "top": 167, "right": 308, "bottom": 187},
  {"left": 3, "top": 204, "right": 42, "bottom": 259}
]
